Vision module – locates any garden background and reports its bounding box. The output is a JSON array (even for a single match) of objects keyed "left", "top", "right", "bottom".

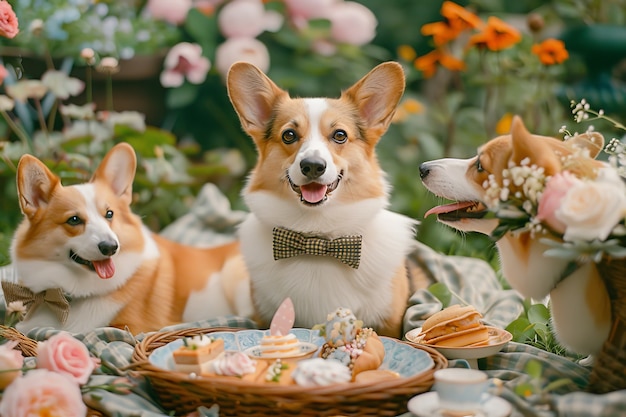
[{"left": 1, "top": 0, "right": 625, "bottom": 306}]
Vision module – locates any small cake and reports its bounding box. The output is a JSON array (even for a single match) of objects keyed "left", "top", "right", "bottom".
[
  {"left": 208, "top": 351, "right": 258, "bottom": 379},
  {"left": 292, "top": 358, "right": 352, "bottom": 386},
  {"left": 173, "top": 335, "right": 224, "bottom": 374},
  {"left": 257, "top": 332, "right": 302, "bottom": 358},
  {"left": 418, "top": 304, "right": 489, "bottom": 347},
  {"left": 318, "top": 308, "right": 385, "bottom": 380}
]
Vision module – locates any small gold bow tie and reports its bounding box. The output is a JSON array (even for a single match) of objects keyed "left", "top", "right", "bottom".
[
  {"left": 272, "top": 227, "right": 362, "bottom": 269},
  {"left": 2, "top": 281, "right": 70, "bottom": 324}
]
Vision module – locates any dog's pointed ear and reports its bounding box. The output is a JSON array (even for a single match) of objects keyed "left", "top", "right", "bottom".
[
  {"left": 566, "top": 131, "right": 605, "bottom": 159},
  {"left": 342, "top": 61, "right": 405, "bottom": 138},
  {"left": 227, "top": 62, "right": 287, "bottom": 139},
  {"left": 510, "top": 115, "right": 561, "bottom": 174},
  {"left": 16, "top": 155, "right": 60, "bottom": 218},
  {"left": 91, "top": 143, "right": 137, "bottom": 205}
]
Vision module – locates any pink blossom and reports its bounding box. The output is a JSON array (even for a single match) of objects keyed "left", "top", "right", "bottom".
[
  {"left": 160, "top": 42, "right": 211, "bottom": 87},
  {"left": 0, "top": 1, "right": 19, "bottom": 39},
  {"left": 0, "top": 369, "right": 86, "bottom": 417},
  {"left": 37, "top": 332, "right": 98, "bottom": 385},
  {"left": 328, "top": 1, "right": 377, "bottom": 46},
  {"left": 218, "top": 0, "right": 282, "bottom": 38},
  {"left": 536, "top": 171, "right": 581, "bottom": 234},
  {"left": 215, "top": 37, "right": 270, "bottom": 77},
  {"left": 0, "top": 341, "right": 24, "bottom": 390},
  {"left": 284, "top": 0, "right": 335, "bottom": 29},
  {"left": 0, "top": 64, "right": 8, "bottom": 86},
  {"left": 146, "top": 0, "right": 193, "bottom": 26}
]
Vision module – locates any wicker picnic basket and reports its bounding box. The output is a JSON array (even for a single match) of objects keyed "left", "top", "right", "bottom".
[
  {"left": 587, "top": 257, "right": 626, "bottom": 394},
  {"left": 130, "top": 326, "right": 447, "bottom": 416}
]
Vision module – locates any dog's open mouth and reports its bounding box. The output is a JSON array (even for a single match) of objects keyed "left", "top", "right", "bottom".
[
  {"left": 288, "top": 171, "right": 343, "bottom": 206},
  {"left": 69, "top": 250, "right": 115, "bottom": 279},
  {"left": 424, "top": 201, "right": 488, "bottom": 222}
]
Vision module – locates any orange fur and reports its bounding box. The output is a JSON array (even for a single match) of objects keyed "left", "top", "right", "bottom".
[{"left": 10, "top": 143, "right": 251, "bottom": 334}]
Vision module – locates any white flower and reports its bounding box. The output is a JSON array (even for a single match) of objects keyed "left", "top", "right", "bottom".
[
  {"left": 41, "top": 70, "right": 85, "bottom": 99},
  {"left": 556, "top": 168, "right": 626, "bottom": 242},
  {"left": 0, "top": 95, "right": 14, "bottom": 111},
  {"left": 5, "top": 80, "right": 48, "bottom": 102}
]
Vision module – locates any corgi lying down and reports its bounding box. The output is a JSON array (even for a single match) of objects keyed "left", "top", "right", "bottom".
[
  {"left": 419, "top": 116, "right": 612, "bottom": 355},
  {"left": 227, "top": 61, "right": 428, "bottom": 338},
  {"left": 5, "top": 143, "right": 251, "bottom": 334}
]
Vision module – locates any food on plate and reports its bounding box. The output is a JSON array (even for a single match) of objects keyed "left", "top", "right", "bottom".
[
  {"left": 172, "top": 335, "right": 225, "bottom": 373},
  {"left": 318, "top": 307, "right": 385, "bottom": 380},
  {"left": 418, "top": 304, "right": 489, "bottom": 347},
  {"left": 292, "top": 357, "right": 353, "bottom": 386},
  {"left": 257, "top": 332, "right": 304, "bottom": 358}
]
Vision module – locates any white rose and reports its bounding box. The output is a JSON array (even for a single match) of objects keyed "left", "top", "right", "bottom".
[{"left": 556, "top": 168, "right": 626, "bottom": 242}]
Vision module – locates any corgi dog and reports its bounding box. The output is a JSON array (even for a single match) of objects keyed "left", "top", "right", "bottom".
[
  {"left": 419, "top": 116, "right": 611, "bottom": 355},
  {"left": 7, "top": 143, "right": 251, "bottom": 334},
  {"left": 227, "top": 61, "right": 426, "bottom": 339}
]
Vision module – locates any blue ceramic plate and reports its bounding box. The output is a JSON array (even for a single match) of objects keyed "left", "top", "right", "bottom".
[{"left": 150, "top": 329, "right": 435, "bottom": 379}]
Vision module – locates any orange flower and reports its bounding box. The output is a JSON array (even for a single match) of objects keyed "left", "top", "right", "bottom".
[
  {"left": 495, "top": 113, "right": 513, "bottom": 135},
  {"left": 397, "top": 44, "right": 417, "bottom": 62},
  {"left": 531, "top": 38, "right": 569, "bottom": 65},
  {"left": 441, "top": 1, "right": 483, "bottom": 31},
  {"left": 414, "top": 49, "right": 465, "bottom": 78},
  {"left": 468, "top": 16, "right": 521, "bottom": 51},
  {"left": 421, "top": 21, "right": 462, "bottom": 46},
  {"left": 414, "top": 50, "right": 441, "bottom": 78}
]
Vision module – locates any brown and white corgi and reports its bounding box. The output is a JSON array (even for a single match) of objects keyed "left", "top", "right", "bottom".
[
  {"left": 6, "top": 143, "right": 251, "bottom": 334},
  {"left": 419, "top": 116, "right": 611, "bottom": 355},
  {"left": 227, "top": 61, "right": 426, "bottom": 338}
]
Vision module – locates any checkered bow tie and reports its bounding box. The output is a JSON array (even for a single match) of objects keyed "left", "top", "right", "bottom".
[
  {"left": 1, "top": 281, "right": 70, "bottom": 324},
  {"left": 272, "top": 227, "right": 362, "bottom": 269}
]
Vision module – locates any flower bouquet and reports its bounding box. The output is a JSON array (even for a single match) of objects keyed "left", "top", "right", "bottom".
[{"left": 485, "top": 100, "right": 626, "bottom": 393}]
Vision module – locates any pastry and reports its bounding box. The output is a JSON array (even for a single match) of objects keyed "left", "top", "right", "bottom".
[
  {"left": 172, "top": 335, "right": 224, "bottom": 374},
  {"left": 418, "top": 304, "right": 489, "bottom": 347},
  {"left": 318, "top": 308, "right": 385, "bottom": 380},
  {"left": 292, "top": 358, "right": 352, "bottom": 386}
]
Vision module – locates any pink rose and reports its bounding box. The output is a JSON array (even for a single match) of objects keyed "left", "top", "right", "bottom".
[
  {"left": 0, "top": 369, "right": 86, "bottom": 417},
  {"left": 37, "top": 332, "right": 98, "bottom": 385},
  {"left": 146, "top": 0, "right": 193, "bottom": 25},
  {"left": 215, "top": 37, "right": 270, "bottom": 77},
  {"left": 0, "top": 341, "right": 24, "bottom": 390},
  {"left": 328, "top": 2, "right": 377, "bottom": 46},
  {"left": 0, "top": 1, "right": 19, "bottom": 39},
  {"left": 160, "top": 42, "right": 211, "bottom": 87},
  {"left": 536, "top": 171, "right": 581, "bottom": 234}
]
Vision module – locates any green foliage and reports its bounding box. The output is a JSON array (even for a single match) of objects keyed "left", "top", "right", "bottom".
[{"left": 514, "top": 359, "right": 574, "bottom": 400}]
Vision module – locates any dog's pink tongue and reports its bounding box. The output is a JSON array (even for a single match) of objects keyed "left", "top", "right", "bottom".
[
  {"left": 300, "top": 183, "right": 328, "bottom": 204},
  {"left": 93, "top": 259, "right": 115, "bottom": 279},
  {"left": 424, "top": 201, "right": 475, "bottom": 217}
]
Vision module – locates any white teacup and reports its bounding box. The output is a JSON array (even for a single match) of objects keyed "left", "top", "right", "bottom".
[{"left": 433, "top": 368, "right": 489, "bottom": 415}]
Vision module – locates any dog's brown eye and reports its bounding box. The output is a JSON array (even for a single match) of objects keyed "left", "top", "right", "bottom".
[
  {"left": 66, "top": 215, "right": 83, "bottom": 226},
  {"left": 105, "top": 210, "right": 114, "bottom": 220},
  {"left": 475, "top": 158, "right": 484, "bottom": 173},
  {"left": 332, "top": 129, "right": 348, "bottom": 144},
  {"left": 282, "top": 129, "right": 298, "bottom": 144}
]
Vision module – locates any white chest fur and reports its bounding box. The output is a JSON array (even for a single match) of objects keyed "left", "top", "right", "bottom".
[{"left": 238, "top": 193, "right": 417, "bottom": 329}]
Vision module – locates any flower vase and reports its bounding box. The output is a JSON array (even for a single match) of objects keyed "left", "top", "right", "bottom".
[
  {"left": 587, "top": 256, "right": 626, "bottom": 393},
  {"left": 558, "top": 24, "right": 626, "bottom": 114}
]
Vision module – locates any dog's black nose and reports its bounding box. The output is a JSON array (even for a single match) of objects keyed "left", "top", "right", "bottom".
[
  {"left": 300, "top": 157, "right": 326, "bottom": 179},
  {"left": 419, "top": 164, "right": 430, "bottom": 179},
  {"left": 98, "top": 241, "right": 118, "bottom": 256}
]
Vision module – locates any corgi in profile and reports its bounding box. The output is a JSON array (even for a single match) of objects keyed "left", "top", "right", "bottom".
[
  {"left": 419, "top": 116, "right": 611, "bottom": 355},
  {"left": 227, "top": 61, "right": 427, "bottom": 338},
  {"left": 6, "top": 143, "right": 251, "bottom": 334}
]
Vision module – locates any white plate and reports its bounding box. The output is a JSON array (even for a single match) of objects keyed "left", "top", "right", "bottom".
[
  {"left": 243, "top": 342, "right": 318, "bottom": 359},
  {"left": 405, "top": 326, "right": 512, "bottom": 360},
  {"left": 149, "top": 328, "right": 436, "bottom": 379},
  {"left": 408, "top": 391, "right": 512, "bottom": 417}
]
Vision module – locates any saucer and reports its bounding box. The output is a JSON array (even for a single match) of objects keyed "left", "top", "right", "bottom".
[{"left": 407, "top": 391, "right": 512, "bottom": 417}]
